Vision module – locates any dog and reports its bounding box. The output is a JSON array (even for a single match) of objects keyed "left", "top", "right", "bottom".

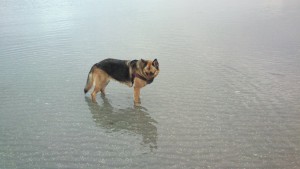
[{"left": 84, "top": 58, "right": 159, "bottom": 105}]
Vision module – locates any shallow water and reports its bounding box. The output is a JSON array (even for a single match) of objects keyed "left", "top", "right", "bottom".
[{"left": 1, "top": 0, "right": 300, "bottom": 168}]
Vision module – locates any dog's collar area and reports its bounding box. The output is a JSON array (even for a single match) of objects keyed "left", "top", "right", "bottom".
[{"left": 133, "top": 73, "right": 154, "bottom": 84}]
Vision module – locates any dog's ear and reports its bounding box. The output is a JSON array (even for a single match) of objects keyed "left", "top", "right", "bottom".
[
  {"left": 130, "top": 60, "right": 138, "bottom": 69},
  {"left": 140, "top": 59, "right": 148, "bottom": 68},
  {"left": 152, "top": 59, "right": 159, "bottom": 69},
  {"left": 141, "top": 59, "right": 147, "bottom": 64}
]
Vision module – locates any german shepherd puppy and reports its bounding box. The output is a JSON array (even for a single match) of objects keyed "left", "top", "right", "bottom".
[{"left": 84, "top": 58, "right": 159, "bottom": 105}]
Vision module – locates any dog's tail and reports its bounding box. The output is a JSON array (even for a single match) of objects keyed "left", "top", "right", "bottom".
[{"left": 84, "top": 65, "right": 95, "bottom": 94}]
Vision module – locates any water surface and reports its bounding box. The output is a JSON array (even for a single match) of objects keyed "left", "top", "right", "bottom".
[{"left": 1, "top": 0, "right": 300, "bottom": 168}]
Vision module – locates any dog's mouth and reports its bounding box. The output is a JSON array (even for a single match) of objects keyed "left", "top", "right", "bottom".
[{"left": 145, "top": 72, "right": 154, "bottom": 78}]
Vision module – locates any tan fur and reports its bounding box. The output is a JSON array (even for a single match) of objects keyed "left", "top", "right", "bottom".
[
  {"left": 91, "top": 68, "right": 110, "bottom": 102},
  {"left": 133, "top": 77, "right": 147, "bottom": 104},
  {"left": 147, "top": 61, "right": 152, "bottom": 69},
  {"left": 84, "top": 72, "right": 94, "bottom": 94}
]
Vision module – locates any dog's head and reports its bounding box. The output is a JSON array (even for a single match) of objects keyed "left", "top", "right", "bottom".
[{"left": 140, "top": 59, "right": 159, "bottom": 79}]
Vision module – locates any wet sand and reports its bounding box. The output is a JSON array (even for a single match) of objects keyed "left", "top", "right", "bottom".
[{"left": 1, "top": 0, "right": 300, "bottom": 168}]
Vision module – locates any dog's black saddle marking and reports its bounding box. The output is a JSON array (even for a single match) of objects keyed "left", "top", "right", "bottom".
[{"left": 95, "top": 58, "right": 131, "bottom": 82}]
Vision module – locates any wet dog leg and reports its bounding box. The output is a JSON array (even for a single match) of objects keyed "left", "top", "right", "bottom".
[
  {"left": 100, "top": 80, "right": 109, "bottom": 96},
  {"left": 91, "top": 85, "right": 100, "bottom": 102},
  {"left": 134, "top": 87, "right": 141, "bottom": 106},
  {"left": 91, "top": 73, "right": 101, "bottom": 102}
]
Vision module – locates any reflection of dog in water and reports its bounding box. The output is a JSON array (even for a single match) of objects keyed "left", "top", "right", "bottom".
[{"left": 85, "top": 96, "right": 158, "bottom": 150}]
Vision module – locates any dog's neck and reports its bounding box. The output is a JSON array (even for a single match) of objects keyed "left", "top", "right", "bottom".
[{"left": 133, "top": 73, "right": 154, "bottom": 84}]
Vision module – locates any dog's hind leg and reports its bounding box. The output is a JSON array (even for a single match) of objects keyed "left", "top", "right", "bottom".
[
  {"left": 100, "top": 80, "right": 110, "bottom": 96},
  {"left": 91, "top": 71, "right": 101, "bottom": 102},
  {"left": 91, "top": 69, "right": 110, "bottom": 102},
  {"left": 91, "top": 83, "right": 100, "bottom": 103}
]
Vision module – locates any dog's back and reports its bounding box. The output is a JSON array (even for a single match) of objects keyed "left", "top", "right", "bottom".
[{"left": 95, "top": 58, "right": 130, "bottom": 82}]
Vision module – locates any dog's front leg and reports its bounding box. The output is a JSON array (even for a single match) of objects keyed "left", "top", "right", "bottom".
[
  {"left": 133, "top": 78, "right": 147, "bottom": 106},
  {"left": 134, "top": 87, "right": 141, "bottom": 105}
]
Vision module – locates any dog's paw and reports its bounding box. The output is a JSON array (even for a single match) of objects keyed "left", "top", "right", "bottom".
[{"left": 134, "top": 101, "right": 141, "bottom": 107}]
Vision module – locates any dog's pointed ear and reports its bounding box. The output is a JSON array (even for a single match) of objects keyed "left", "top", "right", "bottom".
[
  {"left": 152, "top": 59, "right": 159, "bottom": 69},
  {"left": 141, "top": 59, "right": 147, "bottom": 64},
  {"left": 130, "top": 60, "right": 138, "bottom": 69},
  {"left": 140, "top": 59, "right": 148, "bottom": 68}
]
